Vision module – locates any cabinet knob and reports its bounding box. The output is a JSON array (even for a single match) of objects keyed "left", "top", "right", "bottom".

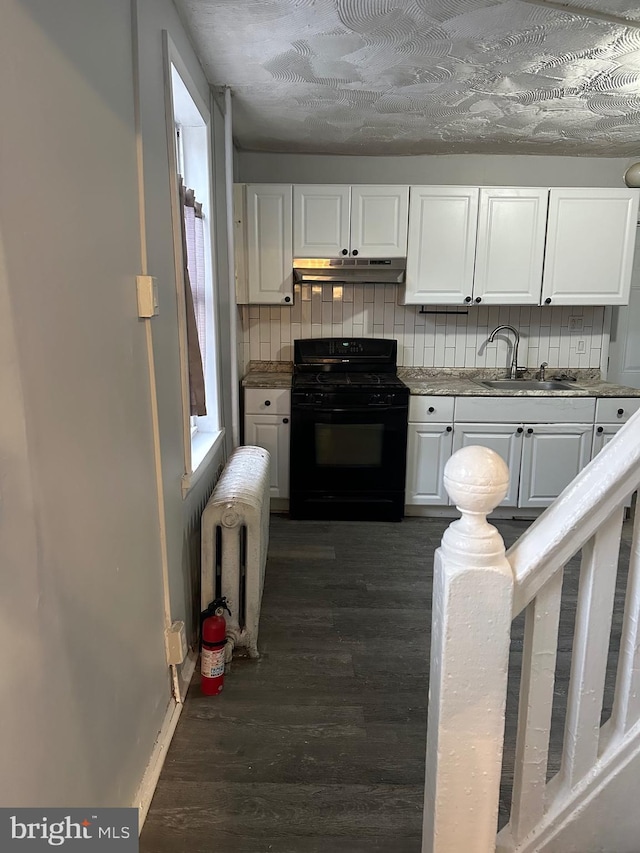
[
  {"left": 283, "top": 417, "right": 289, "bottom": 424},
  {"left": 618, "top": 408, "right": 625, "bottom": 416},
  {"left": 428, "top": 406, "right": 435, "bottom": 413},
  {"left": 544, "top": 297, "right": 552, "bottom": 304},
  {"left": 475, "top": 296, "right": 482, "bottom": 303},
  {"left": 352, "top": 249, "right": 359, "bottom": 256},
  {"left": 341, "top": 248, "right": 348, "bottom": 255},
  {"left": 264, "top": 400, "right": 271, "bottom": 407},
  {"left": 284, "top": 295, "right": 291, "bottom": 303},
  {"left": 464, "top": 296, "right": 472, "bottom": 303},
  {"left": 597, "top": 426, "right": 604, "bottom": 434},
  {"left": 517, "top": 427, "right": 523, "bottom": 434},
  {"left": 527, "top": 427, "right": 534, "bottom": 434},
  {"left": 446, "top": 426, "right": 452, "bottom": 432}
]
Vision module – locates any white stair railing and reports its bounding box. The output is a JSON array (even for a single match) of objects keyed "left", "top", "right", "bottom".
[{"left": 423, "top": 411, "right": 640, "bottom": 853}]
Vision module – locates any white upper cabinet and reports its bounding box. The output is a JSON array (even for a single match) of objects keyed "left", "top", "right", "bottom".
[
  {"left": 350, "top": 186, "right": 409, "bottom": 257},
  {"left": 237, "top": 184, "right": 293, "bottom": 305},
  {"left": 293, "top": 185, "right": 408, "bottom": 258},
  {"left": 541, "top": 188, "right": 639, "bottom": 306},
  {"left": 403, "top": 186, "right": 479, "bottom": 305},
  {"left": 474, "top": 188, "right": 549, "bottom": 305},
  {"left": 293, "top": 185, "right": 350, "bottom": 257}
]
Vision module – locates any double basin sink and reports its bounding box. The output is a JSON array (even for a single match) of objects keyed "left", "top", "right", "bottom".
[{"left": 475, "top": 379, "right": 577, "bottom": 391}]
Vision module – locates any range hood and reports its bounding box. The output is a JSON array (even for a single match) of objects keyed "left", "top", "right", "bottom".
[{"left": 293, "top": 257, "right": 406, "bottom": 284}]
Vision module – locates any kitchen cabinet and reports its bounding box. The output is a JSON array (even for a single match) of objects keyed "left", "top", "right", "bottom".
[
  {"left": 541, "top": 188, "right": 639, "bottom": 306},
  {"left": 293, "top": 184, "right": 409, "bottom": 258},
  {"left": 403, "top": 187, "right": 549, "bottom": 306},
  {"left": 473, "top": 188, "right": 548, "bottom": 305},
  {"left": 592, "top": 399, "right": 640, "bottom": 507},
  {"left": 235, "top": 184, "right": 293, "bottom": 304},
  {"left": 243, "top": 389, "right": 290, "bottom": 498},
  {"left": 519, "top": 423, "right": 593, "bottom": 508},
  {"left": 452, "top": 396, "right": 596, "bottom": 510},
  {"left": 403, "top": 186, "right": 478, "bottom": 305},
  {"left": 405, "top": 397, "right": 454, "bottom": 506},
  {"left": 452, "top": 423, "right": 524, "bottom": 506}
]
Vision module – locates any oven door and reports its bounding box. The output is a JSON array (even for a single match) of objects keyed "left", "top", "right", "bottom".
[{"left": 290, "top": 402, "right": 408, "bottom": 518}]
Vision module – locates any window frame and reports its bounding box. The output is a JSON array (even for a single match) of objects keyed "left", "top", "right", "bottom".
[{"left": 162, "top": 32, "right": 224, "bottom": 495}]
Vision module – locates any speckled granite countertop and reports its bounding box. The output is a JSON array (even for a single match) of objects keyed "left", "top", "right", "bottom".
[
  {"left": 241, "top": 363, "right": 640, "bottom": 397},
  {"left": 242, "top": 361, "right": 293, "bottom": 389},
  {"left": 397, "top": 368, "right": 640, "bottom": 397}
]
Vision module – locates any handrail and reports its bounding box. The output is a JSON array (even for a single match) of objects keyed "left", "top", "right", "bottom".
[{"left": 508, "top": 409, "right": 640, "bottom": 615}]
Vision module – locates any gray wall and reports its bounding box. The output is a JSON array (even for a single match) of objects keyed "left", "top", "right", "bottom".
[
  {"left": 0, "top": 0, "right": 232, "bottom": 807},
  {"left": 238, "top": 152, "right": 633, "bottom": 187}
]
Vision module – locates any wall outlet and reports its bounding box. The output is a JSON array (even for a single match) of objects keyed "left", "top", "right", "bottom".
[
  {"left": 165, "top": 620, "right": 188, "bottom": 665},
  {"left": 568, "top": 316, "right": 584, "bottom": 332},
  {"left": 577, "top": 340, "right": 586, "bottom": 354}
]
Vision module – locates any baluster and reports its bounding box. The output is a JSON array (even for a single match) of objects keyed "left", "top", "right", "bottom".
[
  {"left": 506, "top": 570, "right": 563, "bottom": 845},
  {"left": 423, "top": 446, "right": 513, "bottom": 853},
  {"left": 611, "top": 506, "right": 640, "bottom": 736},
  {"left": 560, "top": 508, "right": 624, "bottom": 791}
]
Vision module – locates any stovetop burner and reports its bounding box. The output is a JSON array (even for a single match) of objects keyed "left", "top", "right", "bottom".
[{"left": 293, "top": 371, "right": 405, "bottom": 390}]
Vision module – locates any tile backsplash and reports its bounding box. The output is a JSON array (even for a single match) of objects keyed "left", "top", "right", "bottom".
[{"left": 237, "top": 283, "right": 607, "bottom": 374}]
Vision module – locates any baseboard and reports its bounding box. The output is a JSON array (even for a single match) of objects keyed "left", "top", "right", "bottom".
[{"left": 133, "top": 652, "right": 197, "bottom": 832}]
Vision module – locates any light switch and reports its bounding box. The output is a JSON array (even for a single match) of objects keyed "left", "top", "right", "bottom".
[{"left": 136, "top": 275, "right": 159, "bottom": 318}]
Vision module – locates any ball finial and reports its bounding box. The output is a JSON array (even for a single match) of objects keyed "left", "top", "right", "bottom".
[{"left": 444, "top": 446, "right": 510, "bottom": 515}]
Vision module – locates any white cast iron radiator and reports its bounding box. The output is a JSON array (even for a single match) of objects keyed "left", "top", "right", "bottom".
[{"left": 201, "top": 446, "right": 271, "bottom": 659}]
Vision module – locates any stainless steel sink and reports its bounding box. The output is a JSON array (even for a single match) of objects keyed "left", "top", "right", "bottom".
[{"left": 477, "top": 379, "right": 576, "bottom": 391}]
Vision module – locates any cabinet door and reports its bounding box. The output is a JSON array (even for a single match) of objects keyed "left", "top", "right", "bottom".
[
  {"left": 452, "top": 423, "right": 523, "bottom": 507},
  {"left": 519, "top": 423, "right": 592, "bottom": 508},
  {"left": 404, "top": 187, "right": 479, "bottom": 305},
  {"left": 542, "top": 189, "right": 639, "bottom": 306},
  {"left": 246, "top": 184, "right": 293, "bottom": 304},
  {"left": 293, "top": 185, "right": 350, "bottom": 257},
  {"left": 474, "top": 188, "right": 548, "bottom": 305},
  {"left": 592, "top": 424, "right": 622, "bottom": 457},
  {"left": 405, "top": 423, "right": 453, "bottom": 505},
  {"left": 350, "top": 185, "right": 409, "bottom": 257},
  {"left": 244, "top": 414, "right": 290, "bottom": 499}
]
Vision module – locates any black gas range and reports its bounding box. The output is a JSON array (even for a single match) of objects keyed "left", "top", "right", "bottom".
[{"left": 289, "top": 338, "right": 409, "bottom": 522}]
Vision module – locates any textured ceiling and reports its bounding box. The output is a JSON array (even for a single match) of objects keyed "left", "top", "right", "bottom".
[{"left": 174, "top": 0, "right": 640, "bottom": 156}]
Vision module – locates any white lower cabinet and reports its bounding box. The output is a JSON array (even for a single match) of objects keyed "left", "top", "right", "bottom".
[
  {"left": 244, "top": 389, "right": 290, "bottom": 499},
  {"left": 406, "top": 395, "right": 601, "bottom": 512},
  {"left": 592, "top": 423, "right": 622, "bottom": 456},
  {"left": 519, "top": 423, "right": 593, "bottom": 508},
  {"left": 452, "top": 423, "right": 523, "bottom": 507},
  {"left": 406, "top": 423, "right": 453, "bottom": 505}
]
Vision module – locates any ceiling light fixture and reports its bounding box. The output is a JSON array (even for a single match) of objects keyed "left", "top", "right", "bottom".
[
  {"left": 624, "top": 163, "right": 640, "bottom": 188},
  {"left": 520, "top": 0, "right": 640, "bottom": 30}
]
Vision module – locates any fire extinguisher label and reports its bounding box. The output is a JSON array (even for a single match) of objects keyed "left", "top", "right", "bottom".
[{"left": 201, "top": 647, "right": 225, "bottom": 678}]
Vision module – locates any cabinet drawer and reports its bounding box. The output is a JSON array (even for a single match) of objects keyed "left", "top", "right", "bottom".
[
  {"left": 245, "top": 388, "right": 291, "bottom": 415},
  {"left": 594, "top": 397, "right": 640, "bottom": 423},
  {"left": 409, "top": 396, "right": 454, "bottom": 422},
  {"left": 454, "top": 396, "right": 595, "bottom": 424}
]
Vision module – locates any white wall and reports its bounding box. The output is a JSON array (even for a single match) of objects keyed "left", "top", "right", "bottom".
[
  {"left": 134, "top": 0, "right": 233, "bottom": 646},
  {"left": 0, "top": 0, "right": 168, "bottom": 805},
  {"left": 239, "top": 293, "right": 606, "bottom": 373},
  {"left": 238, "top": 152, "right": 634, "bottom": 188},
  {"left": 0, "top": 0, "right": 234, "bottom": 808}
]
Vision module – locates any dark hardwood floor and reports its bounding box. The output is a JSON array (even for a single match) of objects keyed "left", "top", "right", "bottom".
[{"left": 140, "top": 514, "right": 632, "bottom": 853}]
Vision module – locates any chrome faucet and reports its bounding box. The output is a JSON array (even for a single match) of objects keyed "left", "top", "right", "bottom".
[
  {"left": 538, "top": 361, "right": 548, "bottom": 381},
  {"left": 488, "top": 325, "right": 522, "bottom": 380}
]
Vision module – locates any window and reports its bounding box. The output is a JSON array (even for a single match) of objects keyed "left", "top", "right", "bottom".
[{"left": 164, "top": 43, "right": 223, "bottom": 491}]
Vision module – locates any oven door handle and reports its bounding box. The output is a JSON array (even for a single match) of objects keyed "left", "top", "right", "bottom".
[{"left": 301, "top": 405, "right": 404, "bottom": 414}]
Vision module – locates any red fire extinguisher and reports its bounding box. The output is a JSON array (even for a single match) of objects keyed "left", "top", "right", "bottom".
[{"left": 200, "top": 597, "right": 231, "bottom": 696}]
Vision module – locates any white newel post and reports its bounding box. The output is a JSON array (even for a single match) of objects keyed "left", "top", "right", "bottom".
[{"left": 423, "top": 446, "right": 514, "bottom": 853}]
